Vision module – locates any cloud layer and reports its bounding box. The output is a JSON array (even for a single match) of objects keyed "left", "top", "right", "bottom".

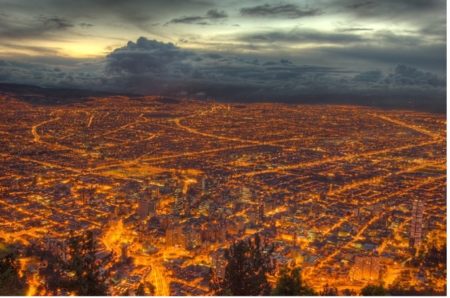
[
  {"left": 0, "top": 1, "right": 446, "bottom": 110},
  {"left": 0, "top": 36, "right": 445, "bottom": 111}
]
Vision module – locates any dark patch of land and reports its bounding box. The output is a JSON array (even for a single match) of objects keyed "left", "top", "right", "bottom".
[{"left": 0, "top": 83, "right": 445, "bottom": 113}]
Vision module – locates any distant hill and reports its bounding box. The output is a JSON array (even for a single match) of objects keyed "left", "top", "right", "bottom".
[
  {"left": 0, "top": 83, "right": 444, "bottom": 113},
  {"left": 0, "top": 83, "right": 138, "bottom": 105}
]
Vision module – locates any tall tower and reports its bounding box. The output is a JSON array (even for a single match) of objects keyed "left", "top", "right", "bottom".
[{"left": 410, "top": 199, "right": 425, "bottom": 249}]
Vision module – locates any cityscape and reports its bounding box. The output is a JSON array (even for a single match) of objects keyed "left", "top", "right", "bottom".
[
  {"left": 0, "top": 0, "right": 446, "bottom": 296},
  {"left": 0, "top": 91, "right": 446, "bottom": 295}
]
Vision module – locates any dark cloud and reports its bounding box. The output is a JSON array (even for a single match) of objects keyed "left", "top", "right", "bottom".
[
  {"left": 416, "top": 19, "right": 446, "bottom": 41},
  {"left": 372, "top": 30, "right": 423, "bottom": 46},
  {"left": 319, "top": 43, "right": 445, "bottom": 73},
  {"left": 0, "top": 0, "right": 216, "bottom": 33},
  {"left": 240, "top": 3, "right": 320, "bottom": 19},
  {"left": 40, "top": 16, "right": 74, "bottom": 30},
  {"left": 168, "top": 16, "right": 207, "bottom": 25},
  {"left": 353, "top": 70, "right": 383, "bottom": 83},
  {"left": 329, "top": 0, "right": 446, "bottom": 28},
  {"left": 106, "top": 37, "right": 192, "bottom": 74},
  {"left": 384, "top": 64, "right": 445, "bottom": 88},
  {"left": 239, "top": 29, "right": 365, "bottom": 44},
  {"left": 167, "top": 9, "right": 227, "bottom": 25},
  {"left": 0, "top": 37, "right": 445, "bottom": 111},
  {"left": 0, "top": 0, "right": 445, "bottom": 111},
  {"left": 206, "top": 9, "right": 227, "bottom": 19},
  {"left": 0, "top": 15, "right": 74, "bottom": 40},
  {"left": 352, "top": 66, "right": 445, "bottom": 88},
  {"left": 103, "top": 38, "right": 348, "bottom": 94},
  {"left": 337, "top": 27, "right": 373, "bottom": 32},
  {"left": 0, "top": 58, "right": 103, "bottom": 89},
  {"left": 79, "top": 22, "right": 94, "bottom": 28},
  {"left": 101, "top": 38, "right": 445, "bottom": 107},
  {"left": 340, "top": 0, "right": 444, "bottom": 16},
  {"left": 234, "top": 27, "right": 441, "bottom": 51}
]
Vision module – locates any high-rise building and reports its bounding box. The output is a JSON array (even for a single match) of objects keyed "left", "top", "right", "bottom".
[
  {"left": 410, "top": 199, "right": 425, "bottom": 248},
  {"left": 185, "top": 187, "right": 194, "bottom": 216},
  {"left": 210, "top": 249, "right": 227, "bottom": 279},
  {"left": 137, "top": 189, "right": 158, "bottom": 219},
  {"left": 137, "top": 198, "right": 154, "bottom": 218},
  {"left": 257, "top": 197, "right": 265, "bottom": 225},
  {"left": 121, "top": 243, "right": 129, "bottom": 262}
]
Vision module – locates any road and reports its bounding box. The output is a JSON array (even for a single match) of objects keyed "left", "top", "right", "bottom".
[
  {"left": 232, "top": 140, "right": 439, "bottom": 178},
  {"left": 303, "top": 174, "right": 445, "bottom": 281},
  {"left": 31, "top": 116, "right": 60, "bottom": 143},
  {"left": 369, "top": 113, "right": 441, "bottom": 139}
]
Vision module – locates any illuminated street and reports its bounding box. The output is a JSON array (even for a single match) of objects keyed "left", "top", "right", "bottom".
[{"left": 0, "top": 95, "right": 446, "bottom": 295}]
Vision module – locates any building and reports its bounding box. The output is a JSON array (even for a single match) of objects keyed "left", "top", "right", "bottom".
[
  {"left": 349, "top": 256, "right": 383, "bottom": 282},
  {"left": 165, "top": 222, "right": 203, "bottom": 250},
  {"left": 175, "top": 185, "right": 200, "bottom": 217},
  {"left": 121, "top": 243, "right": 129, "bottom": 262},
  {"left": 201, "top": 176, "right": 210, "bottom": 194},
  {"left": 258, "top": 199, "right": 265, "bottom": 224},
  {"left": 410, "top": 199, "right": 425, "bottom": 249},
  {"left": 165, "top": 225, "right": 185, "bottom": 247},
  {"left": 137, "top": 198, "right": 156, "bottom": 219},
  {"left": 241, "top": 186, "right": 253, "bottom": 203},
  {"left": 226, "top": 216, "right": 246, "bottom": 236},
  {"left": 137, "top": 189, "right": 159, "bottom": 219},
  {"left": 210, "top": 249, "right": 227, "bottom": 279},
  {"left": 201, "top": 221, "right": 227, "bottom": 243},
  {"left": 44, "top": 236, "right": 68, "bottom": 262}
]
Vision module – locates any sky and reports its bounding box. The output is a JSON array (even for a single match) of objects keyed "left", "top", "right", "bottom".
[{"left": 0, "top": 0, "right": 446, "bottom": 107}]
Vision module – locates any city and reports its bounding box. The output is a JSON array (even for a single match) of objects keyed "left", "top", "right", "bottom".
[{"left": 0, "top": 92, "right": 446, "bottom": 295}]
